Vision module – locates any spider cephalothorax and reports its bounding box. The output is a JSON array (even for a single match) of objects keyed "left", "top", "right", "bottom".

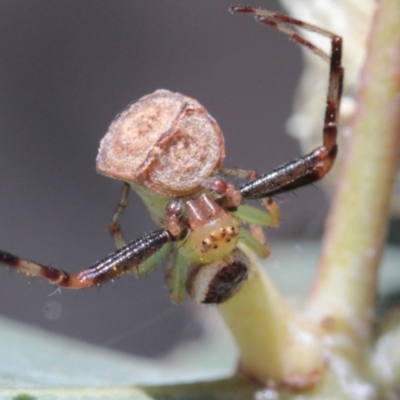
[{"left": 0, "top": 6, "right": 343, "bottom": 305}]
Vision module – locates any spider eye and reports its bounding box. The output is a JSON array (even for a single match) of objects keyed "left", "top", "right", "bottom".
[{"left": 186, "top": 250, "right": 249, "bottom": 304}]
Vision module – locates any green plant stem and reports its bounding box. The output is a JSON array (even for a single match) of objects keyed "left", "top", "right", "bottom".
[
  {"left": 307, "top": 0, "right": 400, "bottom": 355},
  {"left": 218, "top": 246, "right": 325, "bottom": 389}
]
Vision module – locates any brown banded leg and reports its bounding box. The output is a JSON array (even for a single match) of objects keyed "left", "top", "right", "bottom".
[
  {"left": 231, "top": 7, "right": 343, "bottom": 199},
  {"left": 109, "top": 182, "right": 130, "bottom": 249},
  {"left": 240, "top": 137, "right": 337, "bottom": 199},
  {"left": 0, "top": 230, "right": 172, "bottom": 289}
]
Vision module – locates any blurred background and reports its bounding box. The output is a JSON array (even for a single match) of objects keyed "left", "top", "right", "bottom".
[{"left": 0, "top": 1, "right": 331, "bottom": 358}]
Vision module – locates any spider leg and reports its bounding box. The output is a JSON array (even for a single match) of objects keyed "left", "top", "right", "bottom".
[
  {"left": 233, "top": 202, "right": 276, "bottom": 258},
  {"left": 203, "top": 172, "right": 279, "bottom": 258},
  {"left": 243, "top": 200, "right": 280, "bottom": 252},
  {"left": 217, "top": 169, "right": 281, "bottom": 227},
  {"left": 248, "top": 223, "right": 267, "bottom": 246},
  {"left": 240, "top": 148, "right": 336, "bottom": 199},
  {"left": 109, "top": 182, "right": 130, "bottom": 249},
  {"left": 239, "top": 228, "right": 271, "bottom": 259},
  {"left": 0, "top": 229, "right": 173, "bottom": 289},
  {"left": 168, "top": 251, "right": 188, "bottom": 303},
  {"left": 231, "top": 7, "right": 343, "bottom": 199},
  {"left": 261, "top": 198, "right": 281, "bottom": 227},
  {"left": 133, "top": 241, "right": 172, "bottom": 278}
]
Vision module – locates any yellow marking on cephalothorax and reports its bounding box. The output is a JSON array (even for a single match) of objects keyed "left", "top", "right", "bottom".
[
  {"left": 201, "top": 225, "right": 239, "bottom": 253},
  {"left": 179, "top": 214, "right": 240, "bottom": 264}
]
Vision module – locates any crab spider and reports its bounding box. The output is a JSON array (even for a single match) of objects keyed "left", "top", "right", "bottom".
[{"left": 0, "top": 6, "right": 343, "bottom": 304}]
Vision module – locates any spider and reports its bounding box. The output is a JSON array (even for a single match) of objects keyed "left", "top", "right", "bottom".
[{"left": 0, "top": 6, "right": 343, "bottom": 304}]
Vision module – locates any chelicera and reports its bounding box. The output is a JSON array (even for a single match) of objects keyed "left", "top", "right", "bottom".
[{"left": 0, "top": 7, "right": 343, "bottom": 304}]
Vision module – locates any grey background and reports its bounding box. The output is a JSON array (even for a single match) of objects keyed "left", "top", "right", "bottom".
[{"left": 0, "top": 1, "right": 329, "bottom": 357}]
